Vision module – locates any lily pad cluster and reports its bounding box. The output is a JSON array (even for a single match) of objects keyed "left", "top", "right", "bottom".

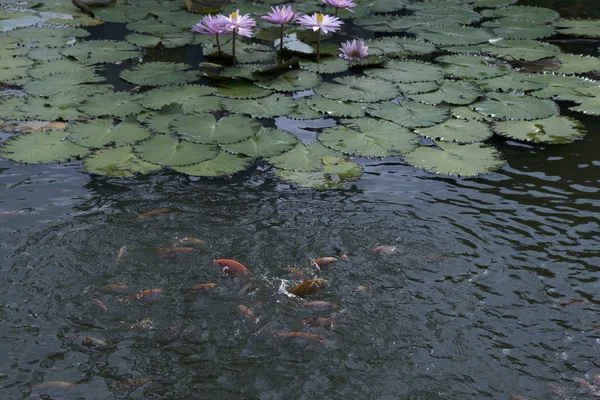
[{"left": 0, "top": 0, "right": 599, "bottom": 187}]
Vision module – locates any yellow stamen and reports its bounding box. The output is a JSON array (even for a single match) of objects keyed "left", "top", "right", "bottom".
[
  {"left": 316, "top": 13, "right": 324, "bottom": 24},
  {"left": 231, "top": 11, "right": 238, "bottom": 19}
]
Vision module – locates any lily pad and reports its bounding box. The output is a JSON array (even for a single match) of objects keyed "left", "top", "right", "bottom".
[
  {"left": 481, "top": 6, "right": 559, "bottom": 23},
  {"left": 140, "top": 85, "right": 219, "bottom": 113},
  {"left": 6, "top": 26, "right": 89, "bottom": 47},
  {"left": 316, "top": 76, "right": 399, "bottom": 103},
  {"left": 216, "top": 80, "right": 273, "bottom": 99},
  {"left": 318, "top": 118, "right": 419, "bottom": 157},
  {"left": 171, "top": 114, "right": 261, "bottom": 145},
  {"left": 367, "top": 100, "right": 450, "bottom": 128},
  {"left": 83, "top": 146, "right": 163, "bottom": 178},
  {"left": 470, "top": 92, "right": 558, "bottom": 120},
  {"left": 276, "top": 156, "right": 362, "bottom": 189},
  {"left": 414, "top": 25, "right": 494, "bottom": 46},
  {"left": 553, "top": 19, "right": 600, "bottom": 38},
  {"left": 437, "top": 54, "right": 511, "bottom": 80},
  {"left": 493, "top": 115, "right": 585, "bottom": 144},
  {"left": 66, "top": 117, "right": 152, "bottom": 148},
  {"left": 483, "top": 18, "right": 555, "bottom": 40},
  {"left": 555, "top": 54, "right": 600, "bottom": 75},
  {"left": 61, "top": 40, "right": 141, "bottom": 64},
  {"left": 476, "top": 73, "right": 548, "bottom": 92},
  {"left": 268, "top": 142, "right": 340, "bottom": 172},
  {"left": 220, "top": 127, "right": 298, "bottom": 158},
  {"left": 222, "top": 94, "right": 296, "bottom": 118},
  {"left": 300, "top": 58, "right": 349, "bottom": 74},
  {"left": 482, "top": 39, "right": 561, "bottom": 61},
  {"left": 0, "top": 130, "right": 89, "bottom": 164},
  {"left": 366, "top": 37, "right": 437, "bottom": 57},
  {"left": 527, "top": 74, "right": 598, "bottom": 102},
  {"left": 126, "top": 18, "right": 181, "bottom": 36},
  {"left": 120, "top": 62, "right": 200, "bottom": 86},
  {"left": 306, "top": 96, "right": 367, "bottom": 118},
  {"left": 255, "top": 70, "right": 320, "bottom": 92},
  {"left": 78, "top": 92, "right": 144, "bottom": 118},
  {"left": 404, "top": 141, "right": 505, "bottom": 177},
  {"left": 173, "top": 151, "right": 253, "bottom": 177},
  {"left": 410, "top": 80, "right": 483, "bottom": 105},
  {"left": 364, "top": 60, "right": 445, "bottom": 83},
  {"left": 27, "top": 59, "right": 96, "bottom": 79},
  {"left": 141, "top": 104, "right": 185, "bottom": 134},
  {"left": 416, "top": 119, "right": 493, "bottom": 143},
  {"left": 135, "top": 135, "right": 220, "bottom": 166},
  {"left": 23, "top": 70, "right": 105, "bottom": 96}
]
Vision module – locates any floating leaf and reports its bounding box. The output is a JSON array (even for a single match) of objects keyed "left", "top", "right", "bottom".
[
  {"left": 255, "top": 70, "right": 320, "bottom": 92},
  {"left": 476, "top": 73, "right": 547, "bottom": 92},
  {"left": 483, "top": 18, "right": 555, "bottom": 39},
  {"left": 287, "top": 101, "right": 324, "bottom": 120},
  {"left": 126, "top": 18, "right": 181, "bottom": 36},
  {"left": 410, "top": 80, "right": 483, "bottom": 105},
  {"left": 135, "top": 135, "right": 220, "bottom": 166},
  {"left": 27, "top": 59, "right": 96, "bottom": 79},
  {"left": 276, "top": 156, "right": 362, "bottom": 189},
  {"left": 493, "top": 115, "right": 585, "bottom": 144},
  {"left": 437, "top": 54, "right": 511, "bottom": 79},
  {"left": 300, "top": 58, "right": 349, "bottom": 74},
  {"left": 414, "top": 25, "right": 493, "bottom": 46},
  {"left": 367, "top": 100, "right": 450, "bottom": 128},
  {"left": 120, "top": 62, "right": 200, "bottom": 86},
  {"left": 405, "top": 141, "right": 504, "bottom": 177},
  {"left": 125, "top": 32, "right": 195, "bottom": 48},
  {"left": 367, "top": 37, "right": 436, "bottom": 57},
  {"left": 19, "top": 95, "right": 85, "bottom": 121},
  {"left": 83, "top": 146, "right": 163, "bottom": 178},
  {"left": 316, "top": 76, "right": 399, "bottom": 103},
  {"left": 0, "top": 54, "right": 32, "bottom": 82},
  {"left": 268, "top": 142, "right": 339, "bottom": 172},
  {"left": 93, "top": 5, "right": 131, "bottom": 23},
  {"left": 553, "top": 19, "right": 600, "bottom": 38},
  {"left": 6, "top": 26, "right": 89, "bottom": 47},
  {"left": 470, "top": 92, "right": 558, "bottom": 120},
  {"left": 306, "top": 96, "right": 366, "bottom": 118},
  {"left": 78, "top": 92, "right": 143, "bottom": 118},
  {"left": 173, "top": 151, "right": 253, "bottom": 177},
  {"left": 397, "top": 81, "right": 441, "bottom": 95},
  {"left": 481, "top": 6, "right": 559, "bottom": 23},
  {"left": 61, "top": 40, "right": 141, "bottom": 64},
  {"left": 416, "top": 119, "right": 492, "bottom": 143},
  {"left": 411, "top": 5, "right": 482, "bottom": 25},
  {"left": 0, "top": 130, "right": 89, "bottom": 164},
  {"left": 319, "top": 118, "right": 419, "bottom": 157},
  {"left": 140, "top": 85, "right": 218, "bottom": 113},
  {"left": 364, "top": 60, "right": 445, "bottom": 83},
  {"left": 482, "top": 39, "right": 560, "bottom": 61},
  {"left": 471, "top": 0, "right": 517, "bottom": 7},
  {"left": 555, "top": 54, "right": 600, "bottom": 75},
  {"left": 216, "top": 80, "right": 273, "bottom": 99},
  {"left": 220, "top": 127, "right": 298, "bottom": 158},
  {"left": 26, "top": 47, "right": 63, "bottom": 62},
  {"left": 527, "top": 74, "right": 598, "bottom": 102},
  {"left": 172, "top": 114, "right": 260, "bottom": 145},
  {"left": 569, "top": 95, "right": 600, "bottom": 116},
  {"left": 141, "top": 104, "right": 184, "bottom": 134},
  {"left": 23, "top": 70, "right": 105, "bottom": 96},
  {"left": 222, "top": 94, "right": 296, "bottom": 118},
  {"left": 67, "top": 117, "right": 152, "bottom": 148}
]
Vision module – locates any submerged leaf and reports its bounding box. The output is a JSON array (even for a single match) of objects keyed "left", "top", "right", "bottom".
[
  {"left": 83, "top": 146, "right": 162, "bottom": 178},
  {"left": 493, "top": 115, "right": 585, "bottom": 144},
  {"left": 0, "top": 130, "right": 89, "bottom": 164}
]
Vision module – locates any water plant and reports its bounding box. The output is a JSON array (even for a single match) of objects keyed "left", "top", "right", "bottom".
[
  {"left": 296, "top": 13, "right": 342, "bottom": 63},
  {"left": 261, "top": 5, "right": 296, "bottom": 64},
  {"left": 219, "top": 9, "right": 256, "bottom": 66}
]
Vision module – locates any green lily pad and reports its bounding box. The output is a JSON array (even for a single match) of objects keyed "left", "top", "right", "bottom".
[
  {"left": 125, "top": 32, "right": 195, "bottom": 49},
  {"left": 78, "top": 92, "right": 144, "bottom": 118},
  {"left": 173, "top": 151, "right": 253, "bottom": 177},
  {"left": 416, "top": 119, "right": 493, "bottom": 143},
  {"left": 481, "top": 6, "right": 559, "bottom": 23},
  {"left": 470, "top": 92, "right": 558, "bottom": 120},
  {"left": 19, "top": 95, "right": 85, "bottom": 121},
  {"left": 216, "top": 80, "right": 273, "bottom": 99},
  {"left": 222, "top": 94, "right": 296, "bottom": 118},
  {"left": 6, "top": 26, "right": 89, "bottom": 47},
  {"left": 366, "top": 37, "right": 437, "bottom": 57},
  {"left": 471, "top": 0, "right": 517, "bottom": 7},
  {"left": 367, "top": 100, "right": 450, "bottom": 128},
  {"left": 276, "top": 156, "right": 363, "bottom": 189},
  {"left": 306, "top": 96, "right": 366, "bottom": 118},
  {"left": 287, "top": 101, "right": 324, "bottom": 120},
  {"left": 0, "top": 54, "right": 33, "bottom": 82},
  {"left": 220, "top": 127, "right": 298, "bottom": 158},
  {"left": 316, "top": 76, "right": 399, "bottom": 103},
  {"left": 300, "top": 58, "right": 349, "bottom": 74},
  {"left": 135, "top": 135, "right": 220, "bottom": 166},
  {"left": 171, "top": 114, "right": 261, "bottom": 145},
  {"left": 493, "top": 115, "right": 585, "bottom": 144},
  {"left": 140, "top": 85, "right": 219, "bottom": 113},
  {"left": 92, "top": 5, "right": 131, "bottom": 23},
  {"left": 364, "top": 60, "right": 445, "bottom": 83},
  {"left": 397, "top": 81, "right": 441, "bottom": 95},
  {"left": 61, "top": 40, "right": 141, "bottom": 64},
  {"left": 255, "top": 70, "right": 320, "bottom": 92},
  {"left": 319, "top": 118, "right": 420, "bottom": 157},
  {"left": 126, "top": 18, "right": 181, "bottom": 36},
  {"left": 481, "top": 39, "right": 560, "bottom": 61},
  {"left": 268, "top": 142, "right": 340, "bottom": 172},
  {"left": 26, "top": 47, "right": 64, "bottom": 62},
  {"left": 476, "top": 73, "right": 548, "bottom": 92},
  {"left": 141, "top": 104, "right": 184, "bottom": 134},
  {"left": 414, "top": 25, "right": 494, "bottom": 46},
  {"left": 23, "top": 70, "right": 105, "bottom": 96},
  {"left": 27, "top": 59, "right": 96, "bottom": 79},
  {"left": 569, "top": 95, "right": 600, "bottom": 116},
  {"left": 120, "top": 62, "right": 200, "bottom": 86},
  {"left": 553, "top": 19, "right": 600, "bottom": 37},
  {"left": 83, "top": 146, "right": 163, "bottom": 178},
  {"left": 409, "top": 80, "right": 483, "bottom": 105},
  {"left": 67, "top": 117, "right": 152, "bottom": 148},
  {"left": 404, "top": 141, "right": 505, "bottom": 177},
  {"left": 483, "top": 18, "right": 555, "bottom": 40},
  {"left": 437, "top": 54, "right": 511, "bottom": 80},
  {"left": 0, "top": 130, "right": 89, "bottom": 164},
  {"left": 555, "top": 54, "right": 600, "bottom": 75},
  {"left": 527, "top": 74, "right": 598, "bottom": 102}
]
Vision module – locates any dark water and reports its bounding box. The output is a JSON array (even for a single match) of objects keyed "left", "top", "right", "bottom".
[{"left": 1, "top": 6, "right": 600, "bottom": 400}]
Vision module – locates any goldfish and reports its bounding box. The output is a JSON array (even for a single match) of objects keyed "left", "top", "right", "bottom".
[
  {"left": 91, "top": 298, "right": 108, "bottom": 312},
  {"left": 135, "top": 288, "right": 164, "bottom": 300},
  {"left": 238, "top": 304, "right": 257, "bottom": 324},
  {"left": 184, "top": 283, "right": 218, "bottom": 292},
  {"left": 116, "top": 246, "right": 127, "bottom": 263},
  {"left": 214, "top": 259, "right": 250, "bottom": 277},
  {"left": 300, "top": 301, "right": 339, "bottom": 311},
  {"left": 301, "top": 316, "right": 336, "bottom": 329},
  {"left": 573, "top": 377, "right": 597, "bottom": 395},
  {"left": 0, "top": 210, "right": 19, "bottom": 217},
  {"left": 558, "top": 298, "right": 587, "bottom": 306},
  {"left": 80, "top": 336, "right": 110, "bottom": 348},
  {"left": 276, "top": 331, "right": 326, "bottom": 344},
  {"left": 289, "top": 278, "right": 327, "bottom": 297},
  {"left": 171, "top": 237, "right": 206, "bottom": 247},
  {"left": 156, "top": 247, "right": 196, "bottom": 255},
  {"left": 372, "top": 245, "right": 397, "bottom": 255},
  {"left": 101, "top": 283, "right": 129, "bottom": 292},
  {"left": 311, "top": 257, "right": 337, "bottom": 271},
  {"left": 138, "top": 209, "right": 176, "bottom": 220},
  {"left": 33, "top": 381, "right": 75, "bottom": 390},
  {"left": 508, "top": 396, "right": 527, "bottom": 400}
]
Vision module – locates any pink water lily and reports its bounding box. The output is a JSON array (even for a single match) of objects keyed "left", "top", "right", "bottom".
[
  {"left": 296, "top": 13, "right": 343, "bottom": 63},
  {"left": 322, "top": 0, "right": 357, "bottom": 16},
  {"left": 218, "top": 10, "right": 256, "bottom": 66},
  {"left": 339, "top": 39, "right": 368, "bottom": 61},
  {"left": 262, "top": 5, "right": 297, "bottom": 64},
  {"left": 191, "top": 14, "right": 229, "bottom": 58}
]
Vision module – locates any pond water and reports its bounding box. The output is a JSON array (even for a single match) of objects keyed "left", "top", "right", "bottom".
[{"left": 1, "top": 2, "right": 600, "bottom": 400}]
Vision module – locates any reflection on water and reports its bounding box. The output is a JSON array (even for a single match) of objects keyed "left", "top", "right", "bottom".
[{"left": 0, "top": 116, "right": 598, "bottom": 399}]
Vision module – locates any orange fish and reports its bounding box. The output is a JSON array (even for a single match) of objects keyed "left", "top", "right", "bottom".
[
  {"left": 156, "top": 247, "right": 196, "bottom": 255},
  {"left": 171, "top": 237, "right": 206, "bottom": 247},
  {"left": 289, "top": 278, "right": 327, "bottom": 297},
  {"left": 573, "top": 377, "right": 596, "bottom": 395},
  {"left": 184, "top": 283, "right": 218, "bottom": 292},
  {"left": 0, "top": 210, "right": 20, "bottom": 217},
  {"left": 116, "top": 246, "right": 127, "bottom": 263},
  {"left": 558, "top": 298, "right": 587, "bottom": 306},
  {"left": 33, "top": 381, "right": 75, "bottom": 390},
  {"left": 91, "top": 298, "right": 108, "bottom": 312},
  {"left": 138, "top": 209, "right": 175, "bottom": 220},
  {"left": 300, "top": 301, "right": 339, "bottom": 311},
  {"left": 80, "top": 336, "right": 110, "bottom": 348},
  {"left": 312, "top": 257, "right": 337, "bottom": 271},
  {"left": 238, "top": 304, "right": 257, "bottom": 324},
  {"left": 372, "top": 245, "right": 397, "bottom": 255},
  {"left": 276, "top": 331, "right": 326, "bottom": 344},
  {"left": 301, "top": 316, "right": 336, "bottom": 329},
  {"left": 214, "top": 259, "right": 250, "bottom": 277},
  {"left": 286, "top": 266, "right": 306, "bottom": 280},
  {"left": 101, "top": 283, "right": 129, "bottom": 292},
  {"left": 135, "top": 288, "right": 164, "bottom": 300}
]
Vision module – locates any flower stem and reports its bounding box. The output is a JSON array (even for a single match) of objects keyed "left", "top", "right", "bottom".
[
  {"left": 279, "top": 24, "right": 284, "bottom": 64},
  {"left": 232, "top": 29, "right": 237, "bottom": 66},
  {"left": 216, "top": 34, "right": 222, "bottom": 63},
  {"left": 317, "top": 29, "right": 321, "bottom": 64}
]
